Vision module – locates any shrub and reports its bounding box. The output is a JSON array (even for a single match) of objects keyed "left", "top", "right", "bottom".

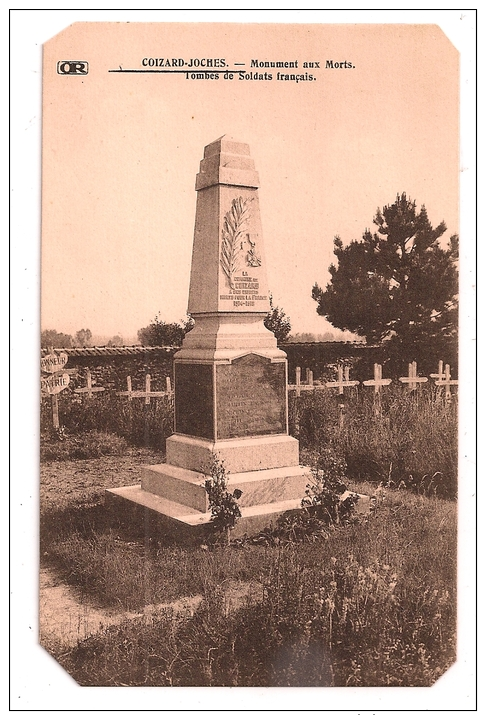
[
  {"left": 301, "top": 448, "right": 358, "bottom": 526},
  {"left": 247, "top": 448, "right": 360, "bottom": 545},
  {"left": 204, "top": 457, "right": 242, "bottom": 544}
]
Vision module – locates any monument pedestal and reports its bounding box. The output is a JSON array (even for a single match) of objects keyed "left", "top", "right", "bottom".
[
  {"left": 106, "top": 485, "right": 308, "bottom": 541},
  {"left": 106, "top": 461, "right": 312, "bottom": 539},
  {"left": 166, "top": 433, "right": 299, "bottom": 474},
  {"left": 107, "top": 136, "right": 313, "bottom": 538}
]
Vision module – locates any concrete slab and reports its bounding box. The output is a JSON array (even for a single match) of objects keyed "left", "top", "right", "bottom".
[
  {"left": 105, "top": 485, "right": 370, "bottom": 541},
  {"left": 141, "top": 462, "right": 312, "bottom": 512},
  {"left": 106, "top": 485, "right": 304, "bottom": 539}
]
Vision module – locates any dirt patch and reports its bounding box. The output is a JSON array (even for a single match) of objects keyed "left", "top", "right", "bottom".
[
  {"left": 39, "top": 567, "right": 130, "bottom": 651},
  {"left": 39, "top": 450, "right": 264, "bottom": 654},
  {"left": 40, "top": 448, "right": 165, "bottom": 511},
  {"left": 40, "top": 449, "right": 165, "bottom": 651},
  {"left": 40, "top": 566, "right": 262, "bottom": 653}
]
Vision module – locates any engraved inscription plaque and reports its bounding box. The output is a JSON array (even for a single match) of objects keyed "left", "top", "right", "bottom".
[
  {"left": 175, "top": 363, "right": 214, "bottom": 439},
  {"left": 216, "top": 354, "right": 286, "bottom": 440}
]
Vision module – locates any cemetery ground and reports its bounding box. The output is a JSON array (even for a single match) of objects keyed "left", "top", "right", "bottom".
[{"left": 40, "top": 386, "right": 457, "bottom": 687}]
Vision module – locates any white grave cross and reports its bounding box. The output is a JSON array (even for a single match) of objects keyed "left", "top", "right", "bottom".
[
  {"left": 117, "top": 374, "right": 172, "bottom": 404},
  {"left": 290, "top": 367, "right": 314, "bottom": 397},
  {"left": 430, "top": 360, "right": 445, "bottom": 381},
  {"left": 363, "top": 363, "right": 391, "bottom": 416},
  {"left": 74, "top": 369, "right": 105, "bottom": 399},
  {"left": 325, "top": 365, "right": 359, "bottom": 430},
  {"left": 325, "top": 365, "right": 359, "bottom": 394},
  {"left": 399, "top": 361, "right": 428, "bottom": 391},
  {"left": 433, "top": 363, "right": 458, "bottom": 400},
  {"left": 363, "top": 363, "right": 392, "bottom": 394}
]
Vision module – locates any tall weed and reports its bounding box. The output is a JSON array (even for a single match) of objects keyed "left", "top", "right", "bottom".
[
  {"left": 49, "top": 485, "right": 456, "bottom": 686},
  {"left": 290, "top": 385, "right": 457, "bottom": 498},
  {"left": 41, "top": 392, "right": 174, "bottom": 452},
  {"left": 59, "top": 544, "right": 455, "bottom": 687}
]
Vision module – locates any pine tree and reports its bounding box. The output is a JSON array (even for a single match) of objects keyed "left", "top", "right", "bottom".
[{"left": 312, "top": 193, "right": 458, "bottom": 371}]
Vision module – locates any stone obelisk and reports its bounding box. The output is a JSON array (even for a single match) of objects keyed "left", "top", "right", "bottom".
[
  {"left": 168, "top": 135, "right": 299, "bottom": 473},
  {"left": 107, "top": 136, "right": 310, "bottom": 536}
]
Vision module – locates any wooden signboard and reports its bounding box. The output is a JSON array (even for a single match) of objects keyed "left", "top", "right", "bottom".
[
  {"left": 40, "top": 352, "right": 68, "bottom": 374},
  {"left": 41, "top": 371, "right": 70, "bottom": 395}
]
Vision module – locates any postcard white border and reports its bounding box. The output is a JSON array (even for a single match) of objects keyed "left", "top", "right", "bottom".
[{"left": 10, "top": 8, "right": 477, "bottom": 712}]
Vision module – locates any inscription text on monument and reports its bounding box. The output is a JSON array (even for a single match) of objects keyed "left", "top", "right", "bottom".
[{"left": 216, "top": 354, "right": 286, "bottom": 439}]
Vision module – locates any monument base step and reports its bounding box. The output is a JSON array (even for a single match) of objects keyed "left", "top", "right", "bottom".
[
  {"left": 105, "top": 485, "right": 305, "bottom": 540},
  {"left": 166, "top": 433, "right": 299, "bottom": 474},
  {"left": 105, "top": 485, "right": 371, "bottom": 542},
  {"left": 141, "top": 462, "right": 312, "bottom": 512}
]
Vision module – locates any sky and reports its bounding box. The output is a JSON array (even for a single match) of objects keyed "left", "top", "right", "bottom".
[{"left": 38, "top": 18, "right": 461, "bottom": 342}]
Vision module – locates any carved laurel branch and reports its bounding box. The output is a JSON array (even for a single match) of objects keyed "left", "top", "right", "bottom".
[{"left": 220, "top": 197, "right": 253, "bottom": 288}]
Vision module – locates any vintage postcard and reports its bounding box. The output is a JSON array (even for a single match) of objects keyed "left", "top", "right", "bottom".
[{"left": 11, "top": 9, "right": 476, "bottom": 711}]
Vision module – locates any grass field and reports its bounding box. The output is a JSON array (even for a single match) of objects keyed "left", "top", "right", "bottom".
[
  {"left": 40, "top": 441, "right": 456, "bottom": 687},
  {"left": 38, "top": 381, "right": 458, "bottom": 686}
]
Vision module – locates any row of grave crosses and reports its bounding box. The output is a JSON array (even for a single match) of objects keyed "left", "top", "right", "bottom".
[
  {"left": 117, "top": 374, "right": 173, "bottom": 404},
  {"left": 73, "top": 370, "right": 173, "bottom": 403},
  {"left": 46, "top": 357, "right": 457, "bottom": 403},
  {"left": 290, "top": 361, "right": 458, "bottom": 397},
  {"left": 41, "top": 356, "right": 173, "bottom": 406}
]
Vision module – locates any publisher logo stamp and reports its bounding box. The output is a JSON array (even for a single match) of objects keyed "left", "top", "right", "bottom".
[{"left": 57, "top": 61, "right": 89, "bottom": 75}]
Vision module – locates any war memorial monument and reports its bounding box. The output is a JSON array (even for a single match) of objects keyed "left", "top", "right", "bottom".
[{"left": 107, "top": 136, "right": 312, "bottom": 536}]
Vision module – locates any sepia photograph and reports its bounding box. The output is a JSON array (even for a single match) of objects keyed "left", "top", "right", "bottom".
[{"left": 11, "top": 9, "right": 476, "bottom": 711}]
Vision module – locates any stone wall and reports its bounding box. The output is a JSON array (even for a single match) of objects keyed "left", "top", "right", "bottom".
[
  {"left": 41, "top": 343, "right": 386, "bottom": 393},
  {"left": 41, "top": 347, "right": 177, "bottom": 396},
  {"left": 281, "top": 342, "right": 381, "bottom": 382}
]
